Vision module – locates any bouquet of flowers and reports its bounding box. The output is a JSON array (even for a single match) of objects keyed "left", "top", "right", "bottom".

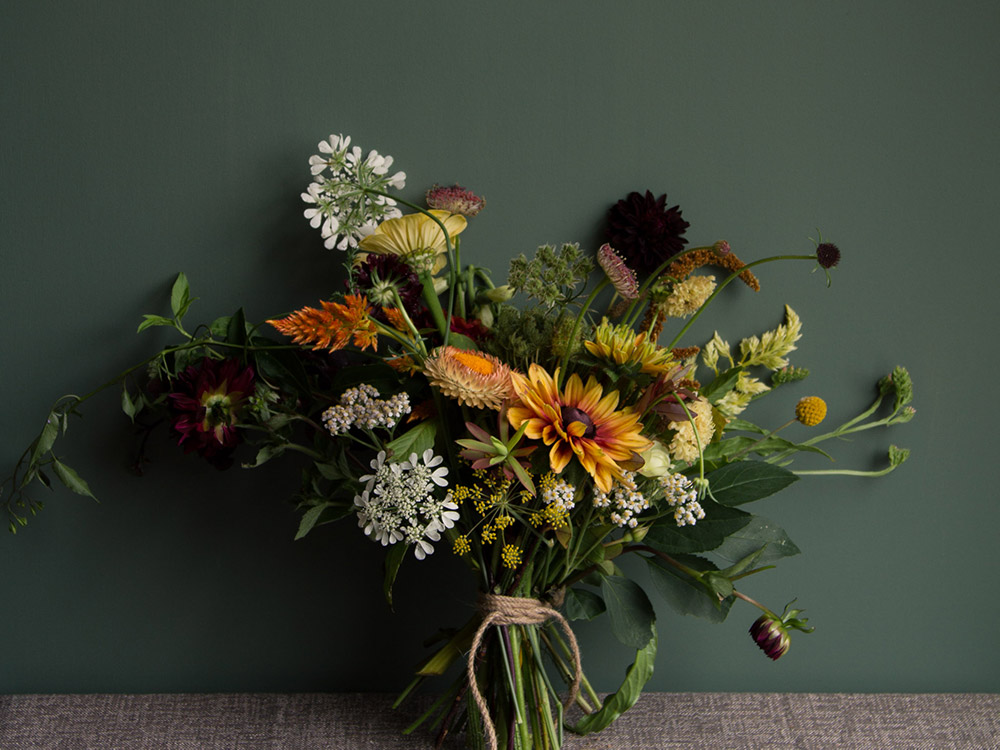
[{"left": 3, "top": 133, "right": 914, "bottom": 749}]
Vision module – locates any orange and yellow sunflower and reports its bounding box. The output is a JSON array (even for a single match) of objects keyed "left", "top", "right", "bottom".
[{"left": 507, "top": 364, "right": 651, "bottom": 492}]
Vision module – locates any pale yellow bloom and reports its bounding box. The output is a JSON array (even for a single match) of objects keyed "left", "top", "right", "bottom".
[
  {"left": 584, "top": 319, "right": 675, "bottom": 375},
  {"left": 667, "top": 397, "right": 716, "bottom": 464},
  {"left": 663, "top": 275, "right": 716, "bottom": 318},
  {"left": 357, "top": 210, "right": 467, "bottom": 273}
]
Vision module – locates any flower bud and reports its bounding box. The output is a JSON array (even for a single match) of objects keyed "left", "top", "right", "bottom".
[
  {"left": 637, "top": 441, "right": 672, "bottom": 478},
  {"left": 481, "top": 285, "right": 514, "bottom": 303},
  {"left": 749, "top": 613, "right": 791, "bottom": 660}
]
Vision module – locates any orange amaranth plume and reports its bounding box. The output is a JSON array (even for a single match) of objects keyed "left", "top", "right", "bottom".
[{"left": 268, "top": 294, "right": 378, "bottom": 352}]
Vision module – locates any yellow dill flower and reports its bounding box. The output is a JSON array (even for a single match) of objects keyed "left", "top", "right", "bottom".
[
  {"left": 501, "top": 544, "right": 523, "bottom": 569},
  {"left": 494, "top": 514, "right": 515, "bottom": 530},
  {"left": 584, "top": 319, "right": 676, "bottom": 375},
  {"left": 481, "top": 523, "right": 497, "bottom": 544},
  {"left": 795, "top": 396, "right": 827, "bottom": 426},
  {"left": 453, "top": 535, "right": 471, "bottom": 556}
]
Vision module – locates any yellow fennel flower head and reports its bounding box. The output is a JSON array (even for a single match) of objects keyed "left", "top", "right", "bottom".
[
  {"left": 507, "top": 364, "right": 652, "bottom": 493},
  {"left": 795, "top": 396, "right": 827, "bottom": 426},
  {"left": 501, "top": 544, "right": 523, "bottom": 569},
  {"left": 357, "top": 209, "right": 467, "bottom": 273},
  {"left": 423, "top": 346, "right": 514, "bottom": 411},
  {"left": 584, "top": 319, "right": 676, "bottom": 375}
]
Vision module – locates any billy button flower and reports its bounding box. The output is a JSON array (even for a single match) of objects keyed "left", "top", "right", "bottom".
[
  {"left": 795, "top": 396, "right": 827, "bottom": 427},
  {"left": 748, "top": 602, "right": 814, "bottom": 660}
]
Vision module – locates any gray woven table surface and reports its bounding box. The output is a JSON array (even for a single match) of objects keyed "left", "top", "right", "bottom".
[{"left": 1, "top": 692, "right": 997, "bottom": 749}]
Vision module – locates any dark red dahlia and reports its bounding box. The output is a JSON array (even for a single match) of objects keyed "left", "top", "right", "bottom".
[
  {"left": 606, "top": 190, "right": 690, "bottom": 276},
  {"left": 168, "top": 357, "right": 255, "bottom": 469},
  {"left": 353, "top": 254, "right": 423, "bottom": 316}
]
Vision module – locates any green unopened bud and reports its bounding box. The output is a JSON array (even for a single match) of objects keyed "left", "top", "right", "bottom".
[{"left": 480, "top": 285, "right": 514, "bottom": 303}]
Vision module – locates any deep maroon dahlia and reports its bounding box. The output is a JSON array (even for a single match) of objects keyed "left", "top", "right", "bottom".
[
  {"left": 168, "top": 357, "right": 255, "bottom": 469},
  {"left": 606, "top": 190, "right": 690, "bottom": 276}
]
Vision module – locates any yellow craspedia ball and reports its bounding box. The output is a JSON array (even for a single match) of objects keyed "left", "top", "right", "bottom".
[{"left": 795, "top": 396, "right": 827, "bottom": 426}]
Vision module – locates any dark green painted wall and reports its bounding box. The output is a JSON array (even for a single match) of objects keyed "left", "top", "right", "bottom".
[{"left": 2, "top": 2, "right": 998, "bottom": 694}]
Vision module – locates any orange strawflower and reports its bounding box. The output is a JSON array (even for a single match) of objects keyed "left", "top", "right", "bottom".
[
  {"left": 268, "top": 294, "right": 378, "bottom": 352},
  {"left": 508, "top": 364, "right": 651, "bottom": 493}
]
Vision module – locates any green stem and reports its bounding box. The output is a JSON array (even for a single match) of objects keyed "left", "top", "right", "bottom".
[
  {"left": 557, "top": 279, "right": 609, "bottom": 388},
  {"left": 666, "top": 254, "right": 818, "bottom": 350}
]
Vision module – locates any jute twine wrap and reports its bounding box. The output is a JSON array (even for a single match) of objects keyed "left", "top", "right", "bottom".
[{"left": 466, "top": 592, "right": 582, "bottom": 750}]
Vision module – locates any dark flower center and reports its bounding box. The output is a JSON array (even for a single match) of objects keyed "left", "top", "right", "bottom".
[{"left": 561, "top": 406, "right": 596, "bottom": 438}]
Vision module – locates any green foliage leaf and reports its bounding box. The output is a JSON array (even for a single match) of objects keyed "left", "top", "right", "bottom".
[
  {"left": 713, "top": 515, "right": 801, "bottom": 566},
  {"left": 698, "top": 366, "right": 743, "bottom": 403},
  {"left": 137, "top": 314, "right": 176, "bottom": 333},
  {"left": 52, "top": 460, "right": 96, "bottom": 500},
  {"left": 383, "top": 543, "right": 408, "bottom": 608},
  {"left": 446, "top": 332, "right": 478, "bottom": 351},
  {"left": 209, "top": 316, "right": 231, "bottom": 339},
  {"left": 571, "top": 629, "right": 657, "bottom": 735},
  {"left": 243, "top": 444, "right": 285, "bottom": 468},
  {"left": 227, "top": 307, "right": 248, "bottom": 348},
  {"left": 564, "top": 588, "right": 606, "bottom": 621},
  {"left": 294, "top": 503, "right": 331, "bottom": 540},
  {"left": 29, "top": 417, "right": 59, "bottom": 467},
  {"left": 253, "top": 346, "right": 312, "bottom": 397},
  {"left": 170, "top": 272, "right": 194, "bottom": 319},
  {"left": 121, "top": 387, "right": 142, "bottom": 422},
  {"left": 600, "top": 575, "right": 655, "bottom": 649},
  {"left": 708, "top": 461, "right": 798, "bottom": 506},
  {"left": 643, "top": 498, "right": 751, "bottom": 554},
  {"left": 385, "top": 421, "right": 437, "bottom": 461},
  {"left": 645, "top": 555, "right": 734, "bottom": 623},
  {"left": 725, "top": 418, "right": 768, "bottom": 434}
]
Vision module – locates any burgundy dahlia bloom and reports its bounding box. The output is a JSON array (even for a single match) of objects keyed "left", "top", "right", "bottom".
[
  {"left": 168, "top": 358, "right": 255, "bottom": 468},
  {"left": 606, "top": 190, "right": 690, "bottom": 276}
]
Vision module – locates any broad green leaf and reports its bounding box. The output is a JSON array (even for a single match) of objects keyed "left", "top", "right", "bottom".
[
  {"left": 645, "top": 555, "right": 734, "bottom": 623},
  {"left": 644, "top": 498, "right": 751, "bottom": 555},
  {"left": 713, "top": 515, "right": 801, "bottom": 566},
  {"left": 707, "top": 461, "right": 798, "bottom": 506},
  {"left": 385, "top": 421, "right": 437, "bottom": 461},
  {"left": 571, "top": 629, "right": 657, "bottom": 735},
  {"left": 564, "top": 588, "right": 606, "bottom": 621},
  {"left": 29, "top": 418, "right": 59, "bottom": 466},
  {"left": 121, "top": 388, "right": 141, "bottom": 422},
  {"left": 243, "top": 444, "right": 285, "bottom": 469},
  {"left": 137, "top": 314, "right": 175, "bottom": 333},
  {"left": 446, "top": 332, "right": 478, "bottom": 351},
  {"left": 227, "top": 307, "right": 248, "bottom": 348},
  {"left": 383, "top": 543, "right": 408, "bottom": 608},
  {"left": 724, "top": 418, "right": 768, "bottom": 434},
  {"left": 703, "top": 571, "right": 734, "bottom": 599},
  {"left": 52, "top": 460, "right": 96, "bottom": 500},
  {"left": 209, "top": 315, "right": 231, "bottom": 339},
  {"left": 170, "top": 272, "right": 192, "bottom": 318},
  {"left": 698, "top": 366, "right": 743, "bottom": 403},
  {"left": 600, "top": 576, "right": 655, "bottom": 649},
  {"left": 294, "top": 503, "right": 331, "bottom": 540}
]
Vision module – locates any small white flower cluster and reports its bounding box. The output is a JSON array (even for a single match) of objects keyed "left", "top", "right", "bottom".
[
  {"left": 592, "top": 471, "right": 649, "bottom": 528},
  {"left": 303, "top": 134, "right": 406, "bottom": 251},
  {"left": 322, "top": 384, "right": 410, "bottom": 436},
  {"left": 354, "top": 449, "right": 457, "bottom": 560},
  {"left": 659, "top": 473, "right": 706, "bottom": 527},
  {"left": 541, "top": 476, "right": 576, "bottom": 514}
]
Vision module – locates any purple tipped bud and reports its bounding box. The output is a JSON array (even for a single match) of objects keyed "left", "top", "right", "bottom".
[
  {"left": 426, "top": 184, "right": 485, "bottom": 216},
  {"left": 713, "top": 240, "right": 731, "bottom": 255},
  {"left": 749, "top": 614, "right": 791, "bottom": 660},
  {"left": 816, "top": 242, "right": 841, "bottom": 269}
]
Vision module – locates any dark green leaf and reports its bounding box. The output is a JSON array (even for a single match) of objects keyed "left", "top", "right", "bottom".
[
  {"left": 564, "top": 588, "right": 606, "bottom": 621},
  {"left": 724, "top": 418, "right": 768, "bottom": 434},
  {"left": 703, "top": 571, "right": 734, "bottom": 599},
  {"left": 209, "top": 316, "right": 231, "bottom": 339},
  {"left": 713, "top": 515, "right": 801, "bottom": 566},
  {"left": 52, "top": 460, "right": 97, "bottom": 500},
  {"left": 708, "top": 461, "right": 798, "bottom": 506},
  {"left": 600, "top": 576, "right": 655, "bottom": 649},
  {"left": 644, "top": 498, "right": 751, "bottom": 554},
  {"left": 645, "top": 555, "right": 734, "bottom": 623},
  {"left": 446, "top": 332, "right": 478, "bottom": 351},
  {"left": 383, "top": 543, "right": 408, "bottom": 608},
  {"left": 385, "top": 421, "right": 437, "bottom": 461},
  {"left": 571, "top": 629, "right": 657, "bottom": 735},
  {"left": 254, "top": 347, "right": 312, "bottom": 397},
  {"left": 294, "top": 503, "right": 331, "bottom": 540},
  {"left": 227, "top": 307, "right": 248, "bottom": 348},
  {"left": 121, "top": 388, "right": 141, "bottom": 422},
  {"left": 30, "top": 418, "right": 59, "bottom": 466},
  {"left": 699, "top": 366, "right": 743, "bottom": 403},
  {"left": 243, "top": 444, "right": 285, "bottom": 468}
]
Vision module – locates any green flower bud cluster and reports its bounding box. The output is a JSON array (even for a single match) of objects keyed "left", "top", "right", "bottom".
[
  {"left": 771, "top": 365, "right": 810, "bottom": 387},
  {"left": 507, "top": 243, "right": 594, "bottom": 308}
]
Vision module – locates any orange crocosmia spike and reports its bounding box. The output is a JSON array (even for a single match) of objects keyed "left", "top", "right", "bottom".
[
  {"left": 382, "top": 307, "right": 410, "bottom": 333},
  {"left": 268, "top": 294, "right": 377, "bottom": 352}
]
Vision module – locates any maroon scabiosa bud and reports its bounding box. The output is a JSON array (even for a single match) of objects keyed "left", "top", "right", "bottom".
[
  {"left": 426, "top": 184, "right": 485, "bottom": 217},
  {"left": 597, "top": 243, "right": 639, "bottom": 299},
  {"left": 816, "top": 242, "right": 841, "bottom": 269}
]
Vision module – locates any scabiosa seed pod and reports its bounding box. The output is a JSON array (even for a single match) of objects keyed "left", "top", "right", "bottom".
[
  {"left": 749, "top": 613, "right": 792, "bottom": 660},
  {"left": 816, "top": 242, "right": 841, "bottom": 269},
  {"left": 426, "top": 184, "right": 486, "bottom": 216}
]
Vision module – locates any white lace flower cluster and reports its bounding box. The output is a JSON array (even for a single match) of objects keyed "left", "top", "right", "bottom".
[
  {"left": 354, "top": 449, "right": 458, "bottom": 560},
  {"left": 541, "top": 475, "right": 576, "bottom": 513},
  {"left": 322, "top": 384, "right": 410, "bottom": 436},
  {"left": 303, "top": 134, "right": 406, "bottom": 251},
  {"left": 659, "top": 472, "right": 706, "bottom": 527},
  {"left": 592, "top": 471, "right": 649, "bottom": 528}
]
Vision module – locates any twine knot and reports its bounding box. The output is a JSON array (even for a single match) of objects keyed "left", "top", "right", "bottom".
[{"left": 466, "top": 592, "right": 582, "bottom": 750}]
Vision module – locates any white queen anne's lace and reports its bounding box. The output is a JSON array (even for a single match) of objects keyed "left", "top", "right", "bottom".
[
  {"left": 303, "top": 134, "right": 406, "bottom": 251},
  {"left": 354, "top": 449, "right": 456, "bottom": 559}
]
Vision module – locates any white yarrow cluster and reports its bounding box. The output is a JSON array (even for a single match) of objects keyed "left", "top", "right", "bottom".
[
  {"left": 541, "top": 476, "right": 576, "bottom": 513},
  {"left": 592, "top": 471, "right": 649, "bottom": 528},
  {"left": 659, "top": 473, "right": 706, "bottom": 527},
  {"left": 322, "top": 384, "right": 410, "bottom": 436},
  {"left": 303, "top": 134, "right": 406, "bottom": 251},
  {"left": 354, "top": 449, "right": 457, "bottom": 560}
]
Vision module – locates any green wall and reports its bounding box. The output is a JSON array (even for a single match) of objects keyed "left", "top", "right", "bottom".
[{"left": 3, "top": 1, "right": 998, "bottom": 695}]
